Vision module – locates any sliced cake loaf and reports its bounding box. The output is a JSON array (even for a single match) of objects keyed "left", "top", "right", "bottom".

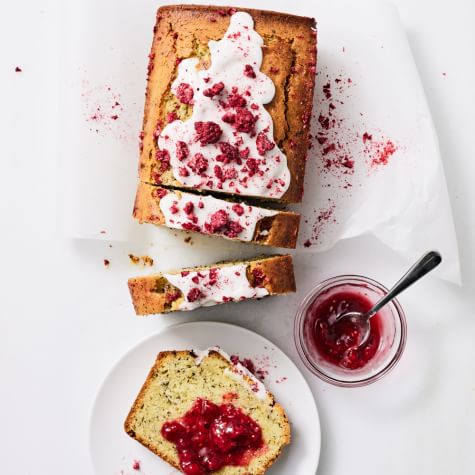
[
  {"left": 133, "top": 182, "right": 300, "bottom": 249},
  {"left": 139, "top": 6, "right": 316, "bottom": 204},
  {"left": 128, "top": 254, "right": 295, "bottom": 315},
  {"left": 124, "top": 348, "right": 291, "bottom": 474}
]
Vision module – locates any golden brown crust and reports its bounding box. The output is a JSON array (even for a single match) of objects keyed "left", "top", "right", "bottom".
[
  {"left": 124, "top": 350, "right": 291, "bottom": 474},
  {"left": 133, "top": 182, "right": 300, "bottom": 248},
  {"left": 139, "top": 5, "right": 317, "bottom": 203},
  {"left": 128, "top": 254, "right": 296, "bottom": 316},
  {"left": 249, "top": 254, "right": 296, "bottom": 295}
]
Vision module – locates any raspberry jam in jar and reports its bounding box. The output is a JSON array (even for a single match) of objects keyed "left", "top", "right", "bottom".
[
  {"left": 295, "top": 276, "right": 407, "bottom": 387},
  {"left": 161, "top": 398, "right": 264, "bottom": 475},
  {"left": 306, "top": 290, "right": 383, "bottom": 369}
]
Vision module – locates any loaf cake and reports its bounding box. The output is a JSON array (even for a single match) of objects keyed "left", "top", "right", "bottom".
[
  {"left": 124, "top": 348, "right": 290, "bottom": 474},
  {"left": 133, "top": 182, "right": 301, "bottom": 248},
  {"left": 139, "top": 5, "right": 317, "bottom": 204},
  {"left": 128, "top": 254, "right": 295, "bottom": 315}
]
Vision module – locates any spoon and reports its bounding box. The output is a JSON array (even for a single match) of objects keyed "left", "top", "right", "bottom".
[{"left": 335, "top": 250, "right": 442, "bottom": 347}]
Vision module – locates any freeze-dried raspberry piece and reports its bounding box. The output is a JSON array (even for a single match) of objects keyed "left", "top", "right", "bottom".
[
  {"left": 232, "top": 204, "right": 244, "bottom": 216},
  {"left": 222, "top": 112, "right": 235, "bottom": 124},
  {"left": 205, "top": 209, "right": 229, "bottom": 233},
  {"left": 156, "top": 149, "right": 170, "bottom": 171},
  {"left": 225, "top": 221, "right": 244, "bottom": 238},
  {"left": 166, "top": 291, "right": 181, "bottom": 303},
  {"left": 227, "top": 88, "right": 247, "bottom": 108},
  {"left": 176, "top": 82, "right": 194, "bottom": 104},
  {"left": 194, "top": 121, "right": 222, "bottom": 145},
  {"left": 170, "top": 203, "right": 179, "bottom": 214},
  {"left": 256, "top": 132, "right": 275, "bottom": 156},
  {"left": 243, "top": 64, "right": 256, "bottom": 78},
  {"left": 167, "top": 111, "right": 178, "bottom": 123},
  {"left": 179, "top": 167, "right": 189, "bottom": 177},
  {"left": 224, "top": 168, "right": 237, "bottom": 180},
  {"left": 245, "top": 158, "right": 259, "bottom": 176},
  {"left": 216, "top": 142, "right": 240, "bottom": 164},
  {"left": 214, "top": 165, "right": 224, "bottom": 181},
  {"left": 188, "top": 153, "right": 209, "bottom": 174},
  {"left": 233, "top": 108, "right": 257, "bottom": 134},
  {"left": 251, "top": 268, "right": 267, "bottom": 287},
  {"left": 181, "top": 222, "right": 201, "bottom": 232},
  {"left": 203, "top": 81, "right": 225, "bottom": 98},
  {"left": 209, "top": 268, "right": 218, "bottom": 281},
  {"left": 183, "top": 201, "right": 194, "bottom": 214},
  {"left": 152, "top": 188, "right": 168, "bottom": 199},
  {"left": 187, "top": 288, "right": 204, "bottom": 302},
  {"left": 239, "top": 147, "right": 250, "bottom": 159},
  {"left": 176, "top": 141, "right": 189, "bottom": 161}
]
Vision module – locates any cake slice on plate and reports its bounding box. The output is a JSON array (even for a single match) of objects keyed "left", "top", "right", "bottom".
[
  {"left": 133, "top": 182, "right": 301, "bottom": 249},
  {"left": 124, "top": 348, "right": 290, "bottom": 474},
  {"left": 128, "top": 254, "right": 296, "bottom": 315}
]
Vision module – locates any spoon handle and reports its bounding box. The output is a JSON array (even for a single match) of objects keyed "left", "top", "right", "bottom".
[{"left": 367, "top": 251, "right": 442, "bottom": 319}]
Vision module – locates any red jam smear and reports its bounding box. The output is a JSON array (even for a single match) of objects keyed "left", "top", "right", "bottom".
[
  {"left": 304, "top": 290, "right": 383, "bottom": 369},
  {"left": 161, "top": 398, "right": 263, "bottom": 475}
]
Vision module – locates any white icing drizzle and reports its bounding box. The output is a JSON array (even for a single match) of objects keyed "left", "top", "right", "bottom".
[
  {"left": 159, "top": 190, "right": 277, "bottom": 241},
  {"left": 193, "top": 346, "right": 267, "bottom": 400},
  {"left": 163, "top": 264, "right": 269, "bottom": 311},
  {"left": 157, "top": 11, "right": 290, "bottom": 199}
]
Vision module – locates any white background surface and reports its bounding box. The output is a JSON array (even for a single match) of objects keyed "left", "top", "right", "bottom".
[{"left": 1, "top": 0, "right": 474, "bottom": 474}]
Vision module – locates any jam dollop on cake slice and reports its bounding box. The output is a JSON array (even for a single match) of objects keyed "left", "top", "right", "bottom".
[
  {"left": 124, "top": 349, "right": 290, "bottom": 475},
  {"left": 161, "top": 398, "right": 264, "bottom": 474}
]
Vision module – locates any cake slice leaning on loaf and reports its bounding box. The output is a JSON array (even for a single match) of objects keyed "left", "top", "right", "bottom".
[
  {"left": 128, "top": 254, "right": 295, "bottom": 315},
  {"left": 133, "top": 182, "right": 301, "bottom": 249},
  {"left": 124, "top": 348, "right": 291, "bottom": 475}
]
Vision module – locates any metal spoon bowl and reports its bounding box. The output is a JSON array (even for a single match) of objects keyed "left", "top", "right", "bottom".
[{"left": 335, "top": 251, "right": 442, "bottom": 347}]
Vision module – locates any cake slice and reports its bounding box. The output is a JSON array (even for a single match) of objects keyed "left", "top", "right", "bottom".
[
  {"left": 133, "top": 182, "right": 301, "bottom": 249},
  {"left": 139, "top": 5, "right": 317, "bottom": 204},
  {"left": 128, "top": 254, "right": 295, "bottom": 315},
  {"left": 124, "top": 348, "right": 290, "bottom": 474}
]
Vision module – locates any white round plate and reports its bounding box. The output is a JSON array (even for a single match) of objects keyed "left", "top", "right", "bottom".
[{"left": 90, "top": 321, "right": 320, "bottom": 475}]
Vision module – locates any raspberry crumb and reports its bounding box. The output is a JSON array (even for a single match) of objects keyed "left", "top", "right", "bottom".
[
  {"left": 256, "top": 132, "right": 275, "bottom": 156},
  {"left": 194, "top": 121, "right": 222, "bottom": 145},
  {"left": 15, "top": 66, "right": 22, "bottom": 72},
  {"left": 233, "top": 108, "right": 257, "bottom": 134},
  {"left": 176, "top": 83, "right": 194, "bottom": 104},
  {"left": 232, "top": 204, "right": 244, "bottom": 216},
  {"left": 132, "top": 459, "right": 141, "bottom": 470},
  {"left": 188, "top": 153, "right": 209, "bottom": 174},
  {"left": 176, "top": 141, "right": 189, "bottom": 160},
  {"left": 251, "top": 268, "right": 267, "bottom": 287},
  {"left": 203, "top": 81, "right": 225, "bottom": 98},
  {"left": 183, "top": 201, "right": 194, "bottom": 214},
  {"left": 156, "top": 149, "right": 170, "bottom": 172},
  {"left": 244, "top": 64, "right": 256, "bottom": 78},
  {"left": 187, "top": 288, "right": 204, "bottom": 302},
  {"left": 103, "top": 259, "right": 110, "bottom": 267}
]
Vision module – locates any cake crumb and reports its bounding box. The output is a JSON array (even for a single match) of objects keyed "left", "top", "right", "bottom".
[
  {"left": 128, "top": 254, "right": 140, "bottom": 264},
  {"left": 142, "top": 255, "right": 154, "bottom": 266},
  {"left": 100, "top": 230, "right": 106, "bottom": 234},
  {"left": 184, "top": 236, "right": 193, "bottom": 244},
  {"left": 129, "top": 254, "right": 154, "bottom": 266}
]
